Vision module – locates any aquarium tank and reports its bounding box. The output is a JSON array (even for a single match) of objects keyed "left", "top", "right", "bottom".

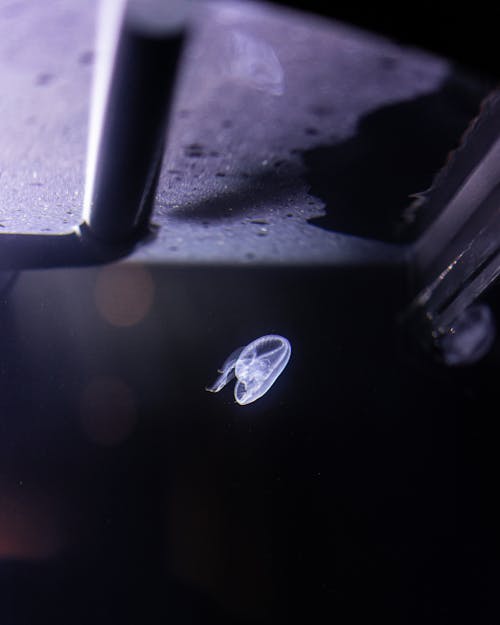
[{"left": 1, "top": 1, "right": 500, "bottom": 624}]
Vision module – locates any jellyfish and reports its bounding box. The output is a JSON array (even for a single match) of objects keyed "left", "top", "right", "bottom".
[
  {"left": 206, "top": 335, "right": 291, "bottom": 405},
  {"left": 438, "top": 303, "right": 495, "bottom": 366},
  {"left": 227, "top": 31, "right": 285, "bottom": 96}
]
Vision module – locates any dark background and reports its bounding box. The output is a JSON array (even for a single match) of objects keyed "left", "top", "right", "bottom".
[
  {"left": 2, "top": 260, "right": 500, "bottom": 625},
  {"left": 274, "top": 2, "right": 500, "bottom": 80}
]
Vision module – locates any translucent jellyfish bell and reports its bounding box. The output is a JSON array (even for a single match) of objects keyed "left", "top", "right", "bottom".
[
  {"left": 439, "top": 303, "right": 495, "bottom": 366},
  {"left": 206, "top": 335, "right": 291, "bottom": 405}
]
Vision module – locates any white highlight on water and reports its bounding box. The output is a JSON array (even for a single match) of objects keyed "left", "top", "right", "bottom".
[{"left": 82, "top": 0, "right": 127, "bottom": 224}]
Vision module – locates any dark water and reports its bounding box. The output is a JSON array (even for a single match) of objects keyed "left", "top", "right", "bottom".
[{"left": 0, "top": 263, "right": 499, "bottom": 624}]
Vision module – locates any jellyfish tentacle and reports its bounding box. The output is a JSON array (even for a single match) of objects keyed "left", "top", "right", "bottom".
[
  {"left": 206, "top": 346, "right": 244, "bottom": 393},
  {"left": 219, "top": 346, "right": 245, "bottom": 373}
]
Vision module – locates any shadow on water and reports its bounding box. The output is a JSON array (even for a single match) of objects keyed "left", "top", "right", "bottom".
[
  {"left": 303, "top": 74, "right": 494, "bottom": 242},
  {"left": 165, "top": 72, "right": 492, "bottom": 244},
  {"left": 166, "top": 169, "right": 303, "bottom": 223}
]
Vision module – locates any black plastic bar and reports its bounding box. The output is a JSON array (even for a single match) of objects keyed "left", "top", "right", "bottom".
[
  {"left": 0, "top": 229, "right": 133, "bottom": 270},
  {"left": 84, "top": 0, "right": 188, "bottom": 243}
]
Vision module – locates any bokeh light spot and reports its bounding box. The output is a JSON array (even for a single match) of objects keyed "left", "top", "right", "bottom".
[
  {"left": 0, "top": 483, "right": 64, "bottom": 559},
  {"left": 95, "top": 264, "right": 154, "bottom": 327}
]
